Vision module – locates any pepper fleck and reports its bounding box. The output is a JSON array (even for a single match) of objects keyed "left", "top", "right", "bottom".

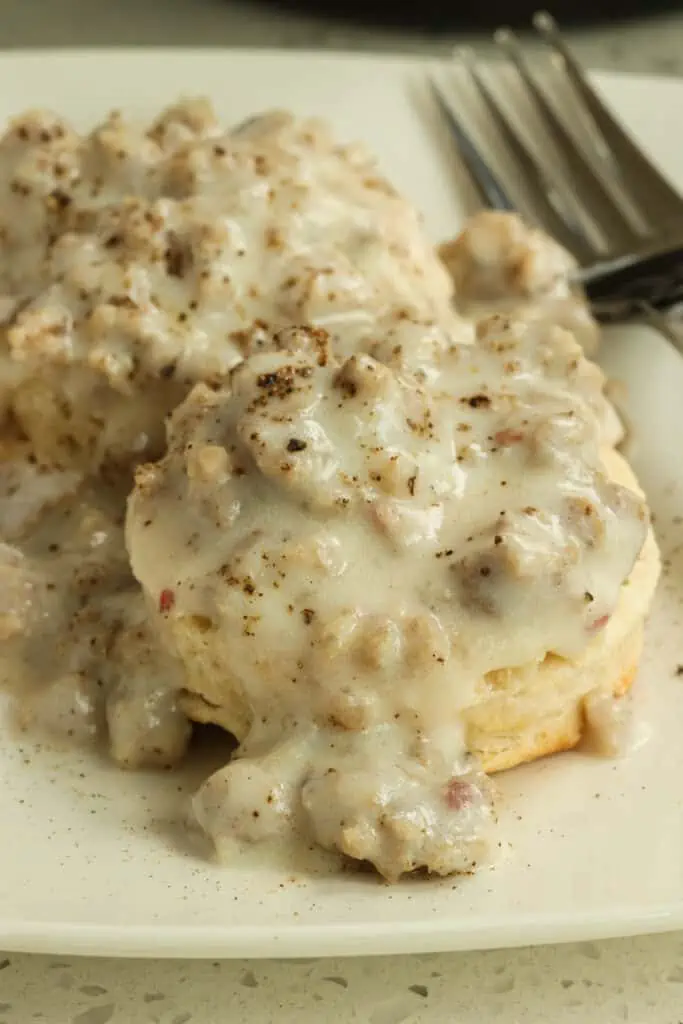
[
  {"left": 159, "top": 362, "right": 176, "bottom": 380},
  {"left": 464, "top": 394, "right": 491, "bottom": 409},
  {"left": 164, "top": 232, "right": 192, "bottom": 278}
]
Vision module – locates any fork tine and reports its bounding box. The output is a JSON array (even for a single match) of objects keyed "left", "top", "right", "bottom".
[
  {"left": 534, "top": 11, "right": 683, "bottom": 228},
  {"left": 428, "top": 76, "right": 516, "bottom": 213},
  {"left": 495, "top": 26, "right": 652, "bottom": 243},
  {"left": 457, "top": 50, "right": 608, "bottom": 258}
]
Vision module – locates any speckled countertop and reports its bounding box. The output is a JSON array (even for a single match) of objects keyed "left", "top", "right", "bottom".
[
  {"left": 1, "top": 934, "right": 683, "bottom": 1022},
  {"left": 2, "top": 1, "right": 683, "bottom": 1021}
]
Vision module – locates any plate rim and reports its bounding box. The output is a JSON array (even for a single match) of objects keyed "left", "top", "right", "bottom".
[
  {"left": 1, "top": 901, "right": 682, "bottom": 959},
  {"left": 0, "top": 45, "right": 678, "bottom": 85}
]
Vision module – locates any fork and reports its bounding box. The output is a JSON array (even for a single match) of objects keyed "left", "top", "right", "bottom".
[{"left": 429, "top": 12, "right": 683, "bottom": 343}]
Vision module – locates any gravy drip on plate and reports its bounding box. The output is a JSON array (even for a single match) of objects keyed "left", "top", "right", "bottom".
[
  {"left": 0, "top": 102, "right": 648, "bottom": 881},
  {"left": 0, "top": 440, "right": 190, "bottom": 767}
]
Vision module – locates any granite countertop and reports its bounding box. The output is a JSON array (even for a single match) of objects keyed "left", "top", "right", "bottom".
[
  {"left": 1, "top": 933, "right": 683, "bottom": 1023},
  {"left": 2, "top": 1, "right": 683, "bottom": 1021}
]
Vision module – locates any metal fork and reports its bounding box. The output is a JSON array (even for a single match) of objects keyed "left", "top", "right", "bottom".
[{"left": 430, "top": 12, "right": 683, "bottom": 341}]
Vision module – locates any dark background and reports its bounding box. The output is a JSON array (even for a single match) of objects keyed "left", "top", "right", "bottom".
[
  {"left": 0, "top": 0, "right": 679, "bottom": 79},
  {"left": 269, "top": 0, "right": 681, "bottom": 29}
]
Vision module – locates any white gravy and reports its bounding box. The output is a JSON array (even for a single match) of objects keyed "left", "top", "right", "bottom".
[{"left": 0, "top": 101, "right": 649, "bottom": 882}]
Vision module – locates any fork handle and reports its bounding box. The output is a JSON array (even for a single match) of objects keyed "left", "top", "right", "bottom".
[{"left": 576, "top": 241, "right": 683, "bottom": 321}]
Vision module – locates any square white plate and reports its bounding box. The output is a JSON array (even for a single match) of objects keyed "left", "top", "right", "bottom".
[{"left": 1, "top": 49, "right": 683, "bottom": 960}]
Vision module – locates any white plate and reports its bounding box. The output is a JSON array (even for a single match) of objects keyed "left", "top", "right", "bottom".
[{"left": 2, "top": 49, "right": 683, "bottom": 960}]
